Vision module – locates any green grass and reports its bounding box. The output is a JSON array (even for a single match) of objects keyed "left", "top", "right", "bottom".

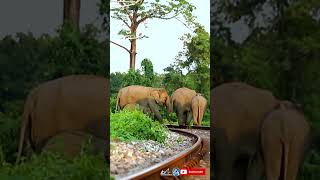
[{"left": 110, "top": 110, "right": 168, "bottom": 143}]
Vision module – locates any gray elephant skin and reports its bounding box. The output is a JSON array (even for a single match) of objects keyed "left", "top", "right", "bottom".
[
  {"left": 16, "top": 75, "right": 108, "bottom": 163},
  {"left": 261, "top": 101, "right": 311, "bottom": 180},
  {"left": 116, "top": 85, "right": 171, "bottom": 120},
  {"left": 212, "top": 82, "right": 280, "bottom": 180},
  {"left": 171, "top": 87, "right": 197, "bottom": 125},
  {"left": 212, "top": 82, "right": 311, "bottom": 180},
  {"left": 191, "top": 93, "right": 207, "bottom": 126}
]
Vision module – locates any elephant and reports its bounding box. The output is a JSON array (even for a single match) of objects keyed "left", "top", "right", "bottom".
[
  {"left": 16, "top": 75, "right": 108, "bottom": 164},
  {"left": 115, "top": 85, "right": 171, "bottom": 121},
  {"left": 123, "top": 103, "right": 153, "bottom": 116},
  {"left": 171, "top": 87, "right": 197, "bottom": 125},
  {"left": 212, "top": 82, "right": 280, "bottom": 180},
  {"left": 43, "top": 130, "right": 105, "bottom": 158},
  {"left": 260, "top": 101, "right": 311, "bottom": 180},
  {"left": 191, "top": 93, "right": 207, "bottom": 126}
]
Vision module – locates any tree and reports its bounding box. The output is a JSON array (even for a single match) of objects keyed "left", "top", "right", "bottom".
[
  {"left": 103, "top": 0, "right": 199, "bottom": 70},
  {"left": 63, "top": 0, "right": 81, "bottom": 29},
  {"left": 140, "top": 58, "right": 154, "bottom": 86},
  {"left": 176, "top": 26, "right": 210, "bottom": 96}
]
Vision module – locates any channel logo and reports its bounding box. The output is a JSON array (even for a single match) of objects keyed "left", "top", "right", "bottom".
[
  {"left": 160, "top": 167, "right": 206, "bottom": 177},
  {"left": 180, "top": 168, "right": 188, "bottom": 175},
  {"left": 179, "top": 168, "right": 206, "bottom": 176}
]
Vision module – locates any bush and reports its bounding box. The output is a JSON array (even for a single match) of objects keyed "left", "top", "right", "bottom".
[
  {"left": 0, "top": 152, "right": 108, "bottom": 180},
  {"left": 110, "top": 110, "right": 167, "bottom": 143},
  {"left": 299, "top": 150, "right": 320, "bottom": 180}
]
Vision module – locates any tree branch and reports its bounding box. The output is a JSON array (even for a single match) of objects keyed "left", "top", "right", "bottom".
[
  {"left": 137, "top": 16, "right": 148, "bottom": 25},
  {"left": 110, "top": 40, "right": 130, "bottom": 53},
  {"left": 174, "top": 17, "right": 194, "bottom": 32},
  {"left": 116, "top": 15, "right": 131, "bottom": 28}
]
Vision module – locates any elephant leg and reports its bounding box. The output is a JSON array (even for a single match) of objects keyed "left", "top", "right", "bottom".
[
  {"left": 177, "top": 109, "right": 185, "bottom": 125},
  {"left": 214, "top": 129, "right": 235, "bottom": 180},
  {"left": 286, "top": 141, "right": 304, "bottom": 180},
  {"left": 186, "top": 111, "right": 193, "bottom": 125},
  {"left": 147, "top": 99, "right": 162, "bottom": 121},
  {"left": 246, "top": 152, "right": 264, "bottom": 180},
  {"left": 192, "top": 109, "right": 198, "bottom": 125},
  {"left": 262, "top": 140, "right": 282, "bottom": 180}
]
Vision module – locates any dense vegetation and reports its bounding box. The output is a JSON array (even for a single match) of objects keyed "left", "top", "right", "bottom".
[
  {"left": 110, "top": 110, "right": 167, "bottom": 143},
  {"left": 0, "top": 23, "right": 108, "bottom": 178},
  {"left": 212, "top": 0, "right": 320, "bottom": 178}
]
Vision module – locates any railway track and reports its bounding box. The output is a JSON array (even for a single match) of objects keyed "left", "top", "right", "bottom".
[{"left": 120, "top": 125, "right": 211, "bottom": 180}]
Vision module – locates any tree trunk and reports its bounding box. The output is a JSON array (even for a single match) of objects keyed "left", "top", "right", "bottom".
[
  {"left": 130, "top": 38, "right": 137, "bottom": 70},
  {"left": 129, "top": 10, "right": 138, "bottom": 70},
  {"left": 63, "top": 0, "right": 81, "bottom": 29}
]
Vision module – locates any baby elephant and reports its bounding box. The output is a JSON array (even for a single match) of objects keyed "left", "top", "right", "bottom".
[
  {"left": 191, "top": 93, "right": 207, "bottom": 126},
  {"left": 123, "top": 103, "right": 153, "bottom": 117},
  {"left": 261, "top": 101, "right": 311, "bottom": 180}
]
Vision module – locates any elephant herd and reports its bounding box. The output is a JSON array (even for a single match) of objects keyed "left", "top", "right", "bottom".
[
  {"left": 14, "top": 75, "right": 311, "bottom": 180},
  {"left": 213, "top": 82, "right": 311, "bottom": 180},
  {"left": 15, "top": 75, "right": 207, "bottom": 164},
  {"left": 116, "top": 85, "right": 208, "bottom": 126}
]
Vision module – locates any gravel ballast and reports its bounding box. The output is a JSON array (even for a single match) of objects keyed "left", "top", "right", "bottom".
[{"left": 110, "top": 130, "right": 196, "bottom": 178}]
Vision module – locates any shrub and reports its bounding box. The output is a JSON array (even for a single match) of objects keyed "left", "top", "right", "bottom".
[
  {"left": 0, "top": 152, "right": 108, "bottom": 180},
  {"left": 110, "top": 110, "right": 167, "bottom": 143}
]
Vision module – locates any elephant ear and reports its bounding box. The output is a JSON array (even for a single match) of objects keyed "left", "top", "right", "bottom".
[{"left": 150, "top": 90, "right": 160, "bottom": 103}]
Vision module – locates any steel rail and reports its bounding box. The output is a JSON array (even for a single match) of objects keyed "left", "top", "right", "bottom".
[
  {"left": 119, "top": 129, "right": 204, "bottom": 180},
  {"left": 165, "top": 124, "right": 211, "bottom": 130}
]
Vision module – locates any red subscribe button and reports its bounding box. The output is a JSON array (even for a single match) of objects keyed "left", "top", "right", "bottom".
[{"left": 180, "top": 168, "right": 206, "bottom": 176}]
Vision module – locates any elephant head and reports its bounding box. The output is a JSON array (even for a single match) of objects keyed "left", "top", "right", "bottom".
[{"left": 150, "top": 88, "right": 171, "bottom": 112}]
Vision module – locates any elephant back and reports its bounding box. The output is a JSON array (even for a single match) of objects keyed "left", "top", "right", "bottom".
[
  {"left": 212, "top": 82, "right": 279, "bottom": 150},
  {"left": 171, "top": 87, "right": 197, "bottom": 108}
]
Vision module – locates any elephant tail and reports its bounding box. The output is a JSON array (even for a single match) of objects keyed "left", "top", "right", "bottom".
[
  {"left": 16, "top": 87, "right": 37, "bottom": 164},
  {"left": 115, "top": 90, "right": 121, "bottom": 111},
  {"left": 197, "top": 102, "right": 201, "bottom": 124}
]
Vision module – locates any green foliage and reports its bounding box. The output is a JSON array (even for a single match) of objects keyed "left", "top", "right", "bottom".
[
  {"left": 0, "top": 111, "right": 20, "bottom": 163},
  {"left": 104, "top": 0, "right": 199, "bottom": 40},
  {"left": 0, "top": 152, "right": 108, "bottom": 180},
  {"left": 110, "top": 111, "right": 167, "bottom": 143},
  {"left": 164, "top": 27, "right": 210, "bottom": 98},
  {"left": 213, "top": 0, "right": 320, "bottom": 178},
  {"left": 0, "top": 24, "right": 108, "bottom": 113},
  {"left": 140, "top": 58, "right": 155, "bottom": 86}
]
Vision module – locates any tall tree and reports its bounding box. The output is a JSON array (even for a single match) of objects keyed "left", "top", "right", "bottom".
[
  {"left": 176, "top": 27, "right": 210, "bottom": 96},
  {"left": 103, "top": 0, "right": 199, "bottom": 70},
  {"left": 63, "top": 0, "right": 81, "bottom": 29}
]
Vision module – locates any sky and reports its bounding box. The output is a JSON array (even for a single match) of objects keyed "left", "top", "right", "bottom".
[{"left": 110, "top": 0, "right": 210, "bottom": 73}]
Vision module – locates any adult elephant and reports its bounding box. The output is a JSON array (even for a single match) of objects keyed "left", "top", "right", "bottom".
[
  {"left": 115, "top": 85, "right": 171, "bottom": 121},
  {"left": 191, "top": 93, "right": 207, "bottom": 126},
  {"left": 16, "top": 75, "right": 108, "bottom": 164},
  {"left": 171, "top": 87, "right": 197, "bottom": 125},
  {"left": 212, "top": 82, "right": 280, "bottom": 180},
  {"left": 261, "top": 101, "right": 311, "bottom": 180}
]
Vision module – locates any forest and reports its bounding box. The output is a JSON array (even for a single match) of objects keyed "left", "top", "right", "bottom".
[{"left": 212, "top": 0, "right": 320, "bottom": 179}]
